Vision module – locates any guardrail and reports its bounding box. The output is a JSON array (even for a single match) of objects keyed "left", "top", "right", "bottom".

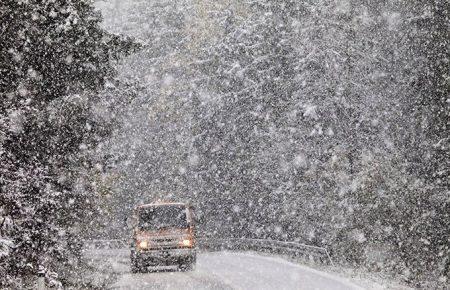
[
  {"left": 84, "top": 239, "right": 128, "bottom": 250},
  {"left": 197, "top": 237, "right": 334, "bottom": 266},
  {"left": 83, "top": 237, "right": 334, "bottom": 266}
]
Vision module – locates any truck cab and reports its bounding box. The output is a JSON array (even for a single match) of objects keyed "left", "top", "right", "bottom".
[{"left": 130, "top": 202, "right": 196, "bottom": 272}]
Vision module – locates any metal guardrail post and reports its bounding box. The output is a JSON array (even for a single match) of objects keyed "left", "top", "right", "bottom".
[{"left": 324, "top": 249, "right": 335, "bottom": 267}]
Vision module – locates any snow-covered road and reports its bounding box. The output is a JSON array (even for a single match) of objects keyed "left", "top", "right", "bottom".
[{"left": 102, "top": 250, "right": 363, "bottom": 290}]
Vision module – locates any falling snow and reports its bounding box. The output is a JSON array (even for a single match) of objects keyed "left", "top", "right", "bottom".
[{"left": 1, "top": 0, "right": 449, "bottom": 289}]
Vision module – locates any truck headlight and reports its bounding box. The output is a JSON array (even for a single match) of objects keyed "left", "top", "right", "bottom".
[
  {"left": 138, "top": 240, "right": 148, "bottom": 249},
  {"left": 180, "top": 238, "right": 193, "bottom": 247}
]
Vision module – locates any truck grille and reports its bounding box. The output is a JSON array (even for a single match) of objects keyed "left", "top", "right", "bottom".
[{"left": 145, "top": 236, "right": 181, "bottom": 250}]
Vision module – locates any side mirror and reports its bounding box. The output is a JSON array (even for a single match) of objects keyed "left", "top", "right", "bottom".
[{"left": 195, "top": 212, "right": 206, "bottom": 224}]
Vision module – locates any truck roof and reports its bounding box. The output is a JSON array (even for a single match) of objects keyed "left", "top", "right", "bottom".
[{"left": 136, "top": 202, "right": 187, "bottom": 209}]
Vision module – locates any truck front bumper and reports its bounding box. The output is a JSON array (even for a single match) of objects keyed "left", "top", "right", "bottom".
[{"left": 132, "top": 248, "right": 196, "bottom": 266}]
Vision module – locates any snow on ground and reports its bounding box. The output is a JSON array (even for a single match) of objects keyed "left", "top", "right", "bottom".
[{"left": 87, "top": 248, "right": 403, "bottom": 290}]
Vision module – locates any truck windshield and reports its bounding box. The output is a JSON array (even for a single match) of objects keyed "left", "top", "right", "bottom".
[{"left": 138, "top": 205, "right": 188, "bottom": 230}]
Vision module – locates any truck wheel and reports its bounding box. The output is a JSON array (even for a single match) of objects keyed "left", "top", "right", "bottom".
[
  {"left": 131, "top": 253, "right": 142, "bottom": 273},
  {"left": 179, "top": 255, "right": 196, "bottom": 271},
  {"left": 179, "top": 262, "right": 193, "bottom": 271},
  {"left": 131, "top": 261, "right": 141, "bottom": 273}
]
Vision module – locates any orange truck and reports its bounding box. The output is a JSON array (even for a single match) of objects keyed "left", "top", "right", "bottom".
[{"left": 129, "top": 202, "right": 197, "bottom": 272}]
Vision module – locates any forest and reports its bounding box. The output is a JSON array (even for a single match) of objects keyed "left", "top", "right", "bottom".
[{"left": 1, "top": 0, "right": 448, "bottom": 288}]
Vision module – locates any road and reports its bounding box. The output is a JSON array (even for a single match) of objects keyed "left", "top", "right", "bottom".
[{"left": 92, "top": 249, "right": 364, "bottom": 290}]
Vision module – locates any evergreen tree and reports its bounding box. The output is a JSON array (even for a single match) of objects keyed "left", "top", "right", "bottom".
[{"left": 0, "top": 0, "right": 135, "bottom": 287}]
